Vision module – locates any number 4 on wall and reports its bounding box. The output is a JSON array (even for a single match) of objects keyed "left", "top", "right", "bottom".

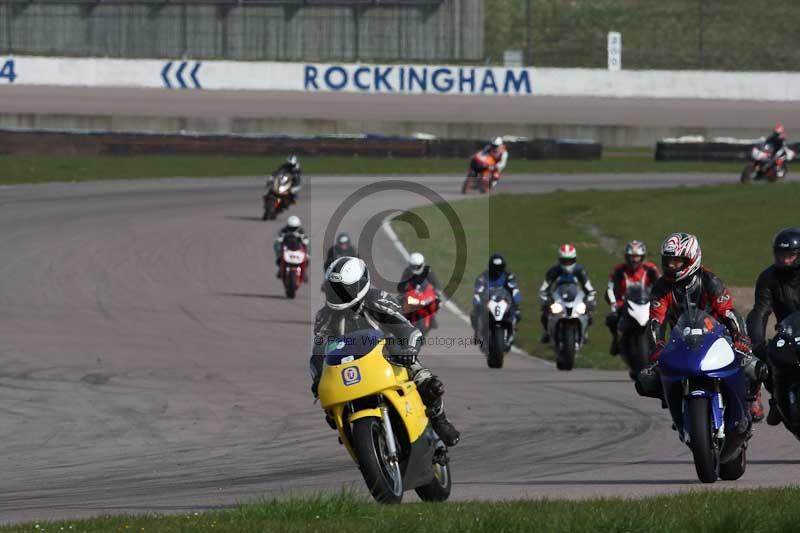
[{"left": 0, "top": 59, "right": 17, "bottom": 83}]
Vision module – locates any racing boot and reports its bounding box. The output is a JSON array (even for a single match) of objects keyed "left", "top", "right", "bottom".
[
  {"left": 767, "top": 397, "right": 782, "bottom": 426},
  {"left": 429, "top": 407, "right": 460, "bottom": 447},
  {"left": 610, "top": 337, "right": 620, "bottom": 356},
  {"left": 750, "top": 389, "right": 765, "bottom": 423}
]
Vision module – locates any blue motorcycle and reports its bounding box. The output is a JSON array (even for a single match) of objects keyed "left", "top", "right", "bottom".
[{"left": 658, "top": 309, "right": 751, "bottom": 483}]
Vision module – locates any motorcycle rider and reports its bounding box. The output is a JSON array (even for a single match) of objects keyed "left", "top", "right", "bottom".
[
  {"left": 539, "top": 244, "right": 597, "bottom": 343},
  {"left": 760, "top": 124, "right": 789, "bottom": 175},
  {"left": 309, "top": 256, "right": 461, "bottom": 446},
  {"left": 267, "top": 154, "right": 302, "bottom": 203},
  {"left": 605, "top": 240, "right": 661, "bottom": 355},
  {"left": 635, "top": 233, "right": 766, "bottom": 421},
  {"left": 476, "top": 137, "right": 509, "bottom": 186},
  {"left": 273, "top": 215, "right": 310, "bottom": 280},
  {"left": 746, "top": 227, "right": 800, "bottom": 426},
  {"left": 397, "top": 253, "right": 442, "bottom": 297},
  {"left": 324, "top": 232, "right": 358, "bottom": 272},
  {"left": 471, "top": 253, "right": 522, "bottom": 343}
]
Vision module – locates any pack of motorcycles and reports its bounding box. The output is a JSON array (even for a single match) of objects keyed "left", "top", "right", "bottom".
[{"left": 264, "top": 152, "right": 800, "bottom": 503}]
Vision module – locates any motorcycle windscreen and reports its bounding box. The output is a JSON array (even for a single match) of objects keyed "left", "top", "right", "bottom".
[
  {"left": 660, "top": 311, "right": 733, "bottom": 375},
  {"left": 324, "top": 329, "right": 384, "bottom": 366},
  {"left": 553, "top": 282, "right": 579, "bottom": 303},
  {"left": 624, "top": 284, "right": 650, "bottom": 305}
]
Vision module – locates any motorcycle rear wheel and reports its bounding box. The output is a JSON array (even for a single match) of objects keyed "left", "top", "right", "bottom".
[
  {"left": 688, "top": 396, "right": 719, "bottom": 483},
  {"left": 719, "top": 446, "right": 746, "bottom": 480},
  {"left": 487, "top": 327, "right": 505, "bottom": 368},
  {"left": 556, "top": 324, "right": 577, "bottom": 371},
  {"left": 352, "top": 418, "right": 404, "bottom": 504},
  {"left": 461, "top": 175, "right": 474, "bottom": 194},
  {"left": 414, "top": 454, "right": 452, "bottom": 502}
]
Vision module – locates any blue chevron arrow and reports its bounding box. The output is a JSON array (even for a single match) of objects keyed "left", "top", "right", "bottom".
[
  {"left": 175, "top": 61, "right": 188, "bottom": 89},
  {"left": 161, "top": 61, "right": 173, "bottom": 89},
  {"left": 190, "top": 62, "right": 202, "bottom": 89}
]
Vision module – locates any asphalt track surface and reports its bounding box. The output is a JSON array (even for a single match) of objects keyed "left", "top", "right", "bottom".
[
  {"left": 2, "top": 172, "right": 800, "bottom": 524},
  {"left": 1, "top": 86, "right": 799, "bottom": 128}
]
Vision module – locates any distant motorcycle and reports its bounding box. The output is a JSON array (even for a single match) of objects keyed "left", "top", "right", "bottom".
[
  {"left": 766, "top": 311, "right": 800, "bottom": 441},
  {"left": 617, "top": 285, "right": 653, "bottom": 379},
  {"left": 263, "top": 172, "right": 293, "bottom": 220},
  {"left": 401, "top": 280, "right": 439, "bottom": 335},
  {"left": 461, "top": 151, "right": 497, "bottom": 194},
  {"left": 546, "top": 275, "right": 591, "bottom": 371},
  {"left": 279, "top": 240, "right": 307, "bottom": 299},
  {"left": 476, "top": 286, "right": 515, "bottom": 369},
  {"left": 658, "top": 308, "right": 751, "bottom": 483},
  {"left": 740, "top": 143, "right": 795, "bottom": 183}
]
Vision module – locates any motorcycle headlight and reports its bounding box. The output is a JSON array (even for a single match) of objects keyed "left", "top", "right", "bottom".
[
  {"left": 550, "top": 303, "right": 563, "bottom": 314},
  {"left": 700, "top": 338, "right": 735, "bottom": 371},
  {"left": 575, "top": 302, "right": 587, "bottom": 315}
]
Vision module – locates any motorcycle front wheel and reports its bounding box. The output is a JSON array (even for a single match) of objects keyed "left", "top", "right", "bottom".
[
  {"left": 352, "top": 418, "right": 404, "bottom": 504},
  {"left": 740, "top": 163, "right": 756, "bottom": 184},
  {"left": 285, "top": 272, "right": 297, "bottom": 299},
  {"left": 556, "top": 323, "right": 577, "bottom": 371},
  {"left": 688, "top": 396, "right": 719, "bottom": 483},
  {"left": 487, "top": 326, "right": 505, "bottom": 368},
  {"left": 623, "top": 329, "right": 650, "bottom": 379}
]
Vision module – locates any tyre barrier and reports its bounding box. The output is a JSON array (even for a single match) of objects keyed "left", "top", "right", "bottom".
[
  {"left": 655, "top": 136, "right": 800, "bottom": 162},
  {"left": 0, "top": 128, "right": 601, "bottom": 160}
]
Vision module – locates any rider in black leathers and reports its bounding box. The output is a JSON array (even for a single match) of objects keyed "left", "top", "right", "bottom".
[
  {"left": 309, "top": 257, "right": 460, "bottom": 446},
  {"left": 268, "top": 155, "right": 302, "bottom": 203},
  {"left": 324, "top": 233, "right": 358, "bottom": 272},
  {"left": 746, "top": 227, "right": 800, "bottom": 425}
]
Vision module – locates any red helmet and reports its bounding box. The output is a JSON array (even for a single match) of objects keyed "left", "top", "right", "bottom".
[
  {"left": 625, "top": 240, "right": 647, "bottom": 269},
  {"left": 660, "top": 233, "right": 701, "bottom": 283},
  {"left": 558, "top": 243, "right": 577, "bottom": 272},
  {"left": 774, "top": 123, "right": 786, "bottom": 140}
]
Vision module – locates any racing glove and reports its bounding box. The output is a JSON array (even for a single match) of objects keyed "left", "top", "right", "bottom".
[{"left": 733, "top": 333, "right": 752, "bottom": 354}]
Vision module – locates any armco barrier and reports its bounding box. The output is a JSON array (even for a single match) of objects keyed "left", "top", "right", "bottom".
[
  {"left": 0, "top": 129, "right": 601, "bottom": 160},
  {"left": 655, "top": 139, "right": 800, "bottom": 162}
]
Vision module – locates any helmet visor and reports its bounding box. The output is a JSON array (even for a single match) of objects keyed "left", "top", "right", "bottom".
[
  {"left": 626, "top": 254, "right": 644, "bottom": 267},
  {"left": 559, "top": 258, "right": 576, "bottom": 267},
  {"left": 775, "top": 250, "right": 799, "bottom": 268}
]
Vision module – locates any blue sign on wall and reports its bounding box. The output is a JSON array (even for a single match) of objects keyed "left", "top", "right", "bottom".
[
  {"left": 0, "top": 58, "right": 16, "bottom": 83},
  {"left": 162, "top": 61, "right": 202, "bottom": 89},
  {"left": 303, "top": 64, "right": 531, "bottom": 95}
]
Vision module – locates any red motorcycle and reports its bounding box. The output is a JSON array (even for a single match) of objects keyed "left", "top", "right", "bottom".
[
  {"left": 741, "top": 144, "right": 796, "bottom": 183},
  {"left": 263, "top": 172, "right": 293, "bottom": 220},
  {"left": 462, "top": 151, "right": 498, "bottom": 194},
  {"left": 402, "top": 280, "right": 440, "bottom": 334},
  {"left": 279, "top": 240, "right": 308, "bottom": 299}
]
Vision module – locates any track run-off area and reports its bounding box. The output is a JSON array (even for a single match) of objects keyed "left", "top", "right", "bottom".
[{"left": 1, "top": 172, "right": 800, "bottom": 523}]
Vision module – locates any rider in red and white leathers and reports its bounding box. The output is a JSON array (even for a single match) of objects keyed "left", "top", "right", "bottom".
[
  {"left": 605, "top": 240, "right": 661, "bottom": 355},
  {"left": 635, "top": 233, "right": 767, "bottom": 422}
]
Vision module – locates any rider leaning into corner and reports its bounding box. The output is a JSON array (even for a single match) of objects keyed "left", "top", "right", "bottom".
[
  {"left": 605, "top": 240, "right": 661, "bottom": 355},
  {"left": 483, "top": 136, "right": 509, "bottom": 186},
  {"left": 471, "top": 253, "right": 522, "bottom": 342},
  {"left": 635, "top": 232, "right": 767, "bottom": 421},
  {"left": 539, "top": 244, "right": 597, "bottom": 343},
  {"left": 747, "top": 227, "right": 800, "bottom": 426},
  {"left": 309, "top": 257, "right": 461, "bottom": 446},
  {"left": 273, "top": 215, "right": 310, "bottom": 278},
  {"left": 267, "top": 154, "right": 303, "bottom": 203}
]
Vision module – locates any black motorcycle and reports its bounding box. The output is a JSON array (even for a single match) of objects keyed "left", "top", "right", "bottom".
[
  {"left": 766, "top": 311, "right": 800, "bottom": 439},
  {"left": 617, "top": 285, "right": 653, "bottom": 379}
]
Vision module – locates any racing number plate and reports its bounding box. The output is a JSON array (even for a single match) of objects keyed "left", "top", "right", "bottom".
[{"left": 342, "top": 366, "right": 361, "bottom": 386}]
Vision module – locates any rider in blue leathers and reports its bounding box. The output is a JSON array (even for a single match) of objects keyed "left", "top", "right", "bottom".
[{"left": 470, "top": 253, "right": 522, "bottom": 342}]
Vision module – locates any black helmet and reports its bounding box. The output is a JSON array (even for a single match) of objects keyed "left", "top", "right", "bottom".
[
  {"left": 488, "top": 253, "right": 506, "bottom": 280},
  {"left": 324, "top": 257, "right": 370, "bottom": 310},
  {"left": 773, "top": 227, "right": 800, "bottom": 271}
]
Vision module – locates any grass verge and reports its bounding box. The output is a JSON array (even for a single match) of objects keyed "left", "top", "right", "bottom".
[
  {"left": 0, "top": 154, "right": 740, "bottom": 185},
  {"left": 7, "top": 488, "right": 800, "bottom": 532},
  {"left": 394, "top": 182, "right": 800, "bottom": 370}
]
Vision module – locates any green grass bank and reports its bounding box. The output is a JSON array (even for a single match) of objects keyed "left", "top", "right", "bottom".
[
  {"left": 0, "top": 152, "right": 738, "bottom": 185},
  {"left": 7, "top": 488, "right": 800, "bottom": 532},
  {"left": 394, "top": 183, "right": 800, "bottom": 370}
]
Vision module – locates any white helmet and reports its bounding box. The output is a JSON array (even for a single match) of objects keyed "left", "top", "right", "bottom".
[
  {"left": 324, "top": 257, "right": 370, "bottom": 310},
  {"left": 409, "top": 252, "right": 425, "bottom": 275},
  {"left": 287, "top": 215, "right": 301, "bottom": 229},
  {"left": 287, "top": 154, "right": 298, "bottom": 166},
  {"left": 491, "top": 136, "right": 504, "bottom": 147}
]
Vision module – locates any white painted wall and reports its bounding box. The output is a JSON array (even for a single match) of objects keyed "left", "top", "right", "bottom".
[{"left": 2, "top": 55, "right": 799, "bottom": 101}]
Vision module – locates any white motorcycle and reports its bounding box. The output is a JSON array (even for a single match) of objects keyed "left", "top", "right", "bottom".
[
  {"left": 547, "top": 279, "right": 591, "bottom": 370},
  {"left": 476, "top": 286, "right": 515, "bottom": 369}
]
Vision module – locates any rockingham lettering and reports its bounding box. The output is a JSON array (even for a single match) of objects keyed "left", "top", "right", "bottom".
[{"left": 303, "top": 64, "right": 533, "bottom": 95}]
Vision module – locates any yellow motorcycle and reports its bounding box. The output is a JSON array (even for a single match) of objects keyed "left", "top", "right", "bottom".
[{"left": 317, "top": 329, "right": 452, "bottom": 504}]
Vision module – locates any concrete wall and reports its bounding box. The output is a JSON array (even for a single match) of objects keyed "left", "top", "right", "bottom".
[{"left": 0, "top": 1, "right": 483, "bottom": 62}]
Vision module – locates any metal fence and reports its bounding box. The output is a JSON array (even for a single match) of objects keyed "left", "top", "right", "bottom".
[
  {"left": 485, "top": 0, "right": 800, "bottom": 71},
  {"left": 0, "top": 0, "right": 483, "bottom": 62}
]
